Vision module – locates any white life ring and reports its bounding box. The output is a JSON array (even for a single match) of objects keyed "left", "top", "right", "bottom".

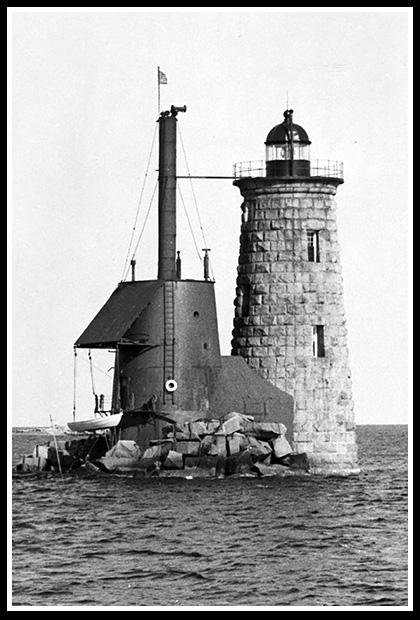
[{"left": 165, "top": 379, "right": 178, "bottom": 393}]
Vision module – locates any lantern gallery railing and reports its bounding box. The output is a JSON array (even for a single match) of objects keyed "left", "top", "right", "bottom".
[{"left": 232, "top": 159, "right": 344, "bottom": 180}]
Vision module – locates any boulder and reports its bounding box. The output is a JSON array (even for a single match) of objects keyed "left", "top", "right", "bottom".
[
  {"left": 224, "top": 411, "right": 254, "bottom": 424},
  {"left": 148, "top": 439, "right": 173, "bottom": 457},
  {"left": 224, "top": 450, "right": 255, "bottom": 476},
  {"left": 183, "top": 456, "right": 200, "bottom": 468},
  {"left": 240, "top": 420, "right": 287, "bottom": 439},
  {"left": 252, "top": 463, "right": 290, "bottom": 477},
  {"left": 162, "top": 450, "right": 184, "bottom": 469},
  {"left": 198, "top": 435, "right": 214, "bottom": 455},
  {"left": 213, "top": 432, "right": 227, "bottom": 457},
  {"left": 271, "top": 436, "right": 293, "bottom": 459},
  {"left": 84, "top": 461, "right": 103, "bottom": 475},
  {"left": 237, "top": 432, "right": 250, "bottom": 451},
  {"left": 227, "top": 432, "right": 247, "bottom": 456},
  {"left": 203, "top": 420, "right": 221, "bottom": 434},
  {"left": 283, "top": 453, "right": 310, "bottom": 472},
  {"left": 217, "top": 414, "right": 243, "bottom": 436},
  {"left": 198, "top": 435, "right": 220, "bottom": 456},
  {"left": 175, "top": 440, "right": 200, "bottom": 456},
  {"left": 99, "top": 456, "right": 141, "bottom": 472},
  {"left": 98, "top": 440, "right": 142, "bottom": 472},
  {"left": 33, "top": 444, "right": 52, "bottom": 459},
  {"left": 105, "top": 440, "right": 142, "bottom": 460},
  {"left": 20, "top": 455, "right": 49, "bottom": 472},
  {"left": 247, "top": 436, "right": 273, "bottom": 461},
  {"left": 142, "top": 445, "right": 162, "bottom": 461},
  {"left": 188, "top": 420, "right": 208, "bottom": 437}
]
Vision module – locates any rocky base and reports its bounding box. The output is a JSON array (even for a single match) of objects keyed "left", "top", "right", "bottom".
[
  {"left": 14, "top": 412, "right": 311, "bottom": 479},
  {"left": 92, "top": 412, "right": 310, "bottom": 478}
]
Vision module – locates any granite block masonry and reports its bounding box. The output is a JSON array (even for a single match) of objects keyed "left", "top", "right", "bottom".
[{"left": 231, "top": 109, "right": 359, "bottom": 475}]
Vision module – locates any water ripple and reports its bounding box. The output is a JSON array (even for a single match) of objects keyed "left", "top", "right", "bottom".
[{"left": 12, "top": 425, "right": 408, "bottom": 607}]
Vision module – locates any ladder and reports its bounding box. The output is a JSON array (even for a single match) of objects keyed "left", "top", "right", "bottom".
[{"left": 163, "top": 281, "right": 175, "bottom": 404}]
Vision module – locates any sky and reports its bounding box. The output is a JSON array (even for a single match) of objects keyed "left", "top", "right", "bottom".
[{"left": 9, "top": 8, "right": 411, "bottom": 428}]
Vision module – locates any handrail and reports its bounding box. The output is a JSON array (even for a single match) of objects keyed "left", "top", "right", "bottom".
[{"left": 233, "top": 159, "right": 343, "bottom": 180}]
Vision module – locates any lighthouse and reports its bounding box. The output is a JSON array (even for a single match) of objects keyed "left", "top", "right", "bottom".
[{"left": 231, "top": 109, "right": 359, "bottom": 475}]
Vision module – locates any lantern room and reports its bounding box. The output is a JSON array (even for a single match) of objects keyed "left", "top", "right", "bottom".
[{"left": 265, "top": 109, "right": 311, "bottom": 177}]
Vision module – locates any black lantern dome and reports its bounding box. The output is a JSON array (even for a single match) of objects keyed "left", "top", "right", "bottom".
[{"left": 265, "top": 109, "right": 311, "bottom": 177}]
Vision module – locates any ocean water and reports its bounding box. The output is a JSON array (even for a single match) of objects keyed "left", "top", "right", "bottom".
[{"left": 11, "top": 425, "right": 409, "bottom": 608}]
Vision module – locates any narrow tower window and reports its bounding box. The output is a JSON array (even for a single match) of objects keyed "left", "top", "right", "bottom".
[
  {"left": 307, "top": 231, "right": 320, "bottom": 262},
  {"left": 312, "top": 325, "right": 325, "bottom": 357},
  {"left": 239, "top": 280, "right": 251, "bottom": 318}
]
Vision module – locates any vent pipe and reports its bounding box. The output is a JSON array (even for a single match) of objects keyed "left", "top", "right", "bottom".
[{"left": 130, "top": 259, "right": 136, "bottom": 281}]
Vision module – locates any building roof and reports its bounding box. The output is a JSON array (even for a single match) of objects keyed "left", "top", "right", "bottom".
[
  {"left": 75, "top": 280, "right": 163, "bottom": 348},
  {"left": 212, "top": 355, "right": 294, "bottom": 436}
]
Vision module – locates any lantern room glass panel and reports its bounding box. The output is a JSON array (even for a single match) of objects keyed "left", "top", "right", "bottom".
[{"left": 266, "top": 144, "right": 310, "bottom": 161}]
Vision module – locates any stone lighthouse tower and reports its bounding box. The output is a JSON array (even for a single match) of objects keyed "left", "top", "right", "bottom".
[{"left": 231, "top": 109, "right": 358, "bottom": 475}]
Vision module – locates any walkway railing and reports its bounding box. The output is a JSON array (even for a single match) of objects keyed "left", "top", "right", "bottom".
[{"left": 232, "top": 159, "right": 344, "bottom": 180}]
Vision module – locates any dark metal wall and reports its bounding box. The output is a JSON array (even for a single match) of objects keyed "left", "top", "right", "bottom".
[
  {"left": 266, "top": 159, "right": 310, "bottom": 178},
  {"left": 115, "top": 280, "right": 222, "bottom": 417}
]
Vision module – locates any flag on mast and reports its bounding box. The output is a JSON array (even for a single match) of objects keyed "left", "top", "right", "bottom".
[
  {"left": 157, "top": 67, "right": 168, "bottom": 115},
  {"left": 158, "top": 69, "right": 168, "bottom": 85}
]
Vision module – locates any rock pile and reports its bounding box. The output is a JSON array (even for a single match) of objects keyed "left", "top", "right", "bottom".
[
  {"left": 14, "top": 435, "right": 109, "bottom": 474},
  {"left": 94, "top": 412, "right": 309, "bottom": 477},
  {"left": 14, "top": 412, "right": 310, "bottom": 478}
]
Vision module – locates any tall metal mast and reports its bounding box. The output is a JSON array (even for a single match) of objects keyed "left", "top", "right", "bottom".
[{"left": 157, "top": 105, "right": 186, "bottom": 280}]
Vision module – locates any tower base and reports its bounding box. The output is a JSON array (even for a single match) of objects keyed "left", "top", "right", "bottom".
[{"left": 231, "top": 177, "right": 358, "bottom": 476}]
